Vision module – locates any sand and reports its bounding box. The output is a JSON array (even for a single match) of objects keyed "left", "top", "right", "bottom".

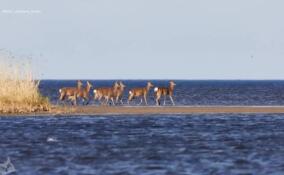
[
  {"left": 48, "top": 105, "right": 284, "bottom": 116},
  {"left": 3, "top": 105, "right": 284, "bottom": 116}
]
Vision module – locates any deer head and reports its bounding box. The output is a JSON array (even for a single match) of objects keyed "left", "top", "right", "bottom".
[
  {"left": 86, "top": 81, "right": 93, "bottom": 89},
  {"left": 113, "top": 81, "right": 119, "bottom": 87},
  {"left": 77, "top": 80, "right": 83, "bottom": 88},
  {"left": 113, "top": 81, "right": 120, "bottom": 90},
  {"left": 147, "top": 82, "right": 154, "bottom": 89},
  {"left": 169, "top": 81, "right": 176, "bottom": 87},
  {"left": 119, "top": 81, "right": 126, "bottom": 88}
]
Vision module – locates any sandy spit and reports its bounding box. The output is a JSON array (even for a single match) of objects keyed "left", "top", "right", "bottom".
[{"left": 3, "top": 105, "right": 284, "bottom": 116}]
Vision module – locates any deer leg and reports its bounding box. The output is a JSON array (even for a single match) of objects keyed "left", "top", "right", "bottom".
[
  {"left": 156, "top": 94, "right": 161, "bottom": 106},
  {"left": 74, "top": 94, "right": 77, "bottom": 106},
  {"left": 70, "top": 96, "right": 77, "bottom": 106},
  {"left": 144, "top": 95, "right": 148, "bottom": 105},
  {"left": 68, "top": 95, "right": 73, "bottom": 105},
  {"left": 102, "top": 99, "right": 106, "bottom": 105},
  {"left": 105, "top": 97, "right": 109, "bottom": 106},
  {"left": 59, "top": 94, "right": 63, "bottom": 101},
  {"left": 62, "top": 94, "right": 69, "bottom": 106},
  {"left": 57, "top": 96, "right": 62, "bottom": 105},
  {"left": 117, "top": 96, "right": 123, "bottom": 105},
  {"left": 98, "top": 96, "right": 104, "bottom": 105},
  {"left": 84, "top": 97, "right": 89, "bottom": 105},
  {"left": 163, "top": 95, "right": 167, "bottom": 106},
  {"left": 83, "top": 93, "right": 89, "bottom": 105},
  {"left": 169, "top": 96, "right": 175, "bottom": 106},
  {"left": 128, "top": 95, "right": 134, "bottom": 105},
  {"left": 100, "top": 97, "right": 104, "bottom": 105},
  {"left": 105, "top": 96, "right": 113, "bottom": 106},
  {"left": 79, "top": 98, "right": 84, "bottom": 105},
  {"left": 59, "top": 93, "right": 66, "bottom": 103},
  {"left": 115, "top": 96, "right": 119, "bottom": 104},
  {"left": 111, "top": 97, "right": 115, "bottom": 106},
  {"left": 58, "top": 99, "right": 63, "bottom": 106},
  {"left": 138, "top": 98, "right": 143, "bottom": 105},
  {"left": 127, "top": 99, "right": 132, "bottom": 105},
  {"left": 94, "top": 94, "right": 100, "bottom": 104},
  {"left": 61, "top": 96, "right": 66, "bottom": 106}
]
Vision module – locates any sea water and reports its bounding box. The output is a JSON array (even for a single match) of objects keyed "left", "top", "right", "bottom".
[
  {"left": 0, "top": 114, "right": 284, "bottom": 174},
  {"left": 1, "top": 80, "right": 284, "bottom": 175}
]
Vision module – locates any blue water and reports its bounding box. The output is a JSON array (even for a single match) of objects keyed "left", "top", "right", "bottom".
[
  {"left": 1, "top": 114, "right": 284, "bottom": 175},
  {"left": 39, "top": 80, "right": 284, "bottom": 105},
  {"left": 1, "top": 81, "right": 284, "bottom": 175}
]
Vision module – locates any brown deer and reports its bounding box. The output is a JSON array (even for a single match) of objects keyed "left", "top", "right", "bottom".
[
  {"left": 93, "top": 82, "right": 120, "bottom": 105},
  {"left": 76, "top": 81, "right": 93, "bottom": 105},
  {"left": 58, "top": 80, "right": 83, "bottom": 105},
  {"left": 154, "top": 81, "right": 176, "bottom": 106},
  {"left": 128, "top": 82, "right": 154, "bottom": 105},
  {"left": 115, "top": 81, "right": 126, "bottom": 104}
]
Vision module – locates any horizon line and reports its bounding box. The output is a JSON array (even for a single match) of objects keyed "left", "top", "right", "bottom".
[{"left": 37, "top": 78, "right": 284, "bottom": 81}]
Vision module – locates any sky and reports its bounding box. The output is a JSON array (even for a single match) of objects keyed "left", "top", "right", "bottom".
[{"left": 0, "top": 0, "right": 283, "bottom": 80}]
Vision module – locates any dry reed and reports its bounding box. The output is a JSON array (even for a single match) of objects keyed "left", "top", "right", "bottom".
[{"left": 0, "top": 58, "right": 50, "bottom": 113}]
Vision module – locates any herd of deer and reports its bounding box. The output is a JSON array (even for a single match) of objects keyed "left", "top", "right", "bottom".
[{"left": 58, "top": 81, "right": 176, "bottom": 106}]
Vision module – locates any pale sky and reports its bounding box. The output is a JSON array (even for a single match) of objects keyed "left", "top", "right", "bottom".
[{"left": 0, "top": 0, "right": 284, "bottom": 79}]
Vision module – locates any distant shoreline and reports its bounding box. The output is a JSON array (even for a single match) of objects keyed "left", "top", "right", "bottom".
[{"left": 2, "top": 106, "right": 284, "bottom": 116}]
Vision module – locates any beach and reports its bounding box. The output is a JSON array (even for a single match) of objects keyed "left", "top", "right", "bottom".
[{"left": 21, "top": 105, "right": 284, "bottom": 116}]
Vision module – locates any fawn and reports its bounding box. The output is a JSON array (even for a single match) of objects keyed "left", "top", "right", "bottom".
[
  {"left": 128, "top": 82, "right": 154, "bottom": 105},
  {"left": 154, "top": 81, "right": 176, "bottom": 106}
]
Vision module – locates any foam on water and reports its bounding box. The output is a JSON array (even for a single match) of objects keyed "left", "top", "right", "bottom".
[{"left": 46, "top": 136, "right": 58, "bottom": 143}]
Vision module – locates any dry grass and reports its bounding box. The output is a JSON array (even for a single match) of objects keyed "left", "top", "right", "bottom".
[{"left": 0, "top": 58, "right": 50, "bottom": 113}]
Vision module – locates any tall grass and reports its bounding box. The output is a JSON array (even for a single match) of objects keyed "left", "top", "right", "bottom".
[{"left": 0, "top": 57, "right": 50, "bottom": 113}]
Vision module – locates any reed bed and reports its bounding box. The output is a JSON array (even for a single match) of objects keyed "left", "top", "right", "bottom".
[{"left": 0, "top": 58, "right": 50, "bottom": 113}]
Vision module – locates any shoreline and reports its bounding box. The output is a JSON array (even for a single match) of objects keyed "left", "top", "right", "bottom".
[{"left": 2, "top": 105, "right": 284, "bottom": 116}]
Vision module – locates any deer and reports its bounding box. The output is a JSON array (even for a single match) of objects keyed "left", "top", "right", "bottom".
[
  {"left": 115, "top": 81, "right": 126, "bottom": 105},
  {"left": 93, "top": 82, "right": 120, "bottom": 105},
  {"left": 58, "top": 80, "right": 83, "bottom": 105},
  {"left": 76, "top": 81, "right": 93, "bottom": 105},
  {"left": 128, "top": 81, "right": 154, "bottom": 105},
  {"left": 154, "top": 81, "right": 176, "bottom": 106}
]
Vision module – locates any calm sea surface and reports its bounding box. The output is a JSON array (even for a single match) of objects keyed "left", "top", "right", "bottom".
[{"left": 1, "top": 81, "right": 284, "bottom": 175}]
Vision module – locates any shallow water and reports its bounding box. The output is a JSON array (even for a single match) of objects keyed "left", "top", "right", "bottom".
[
  {"left": 1, "top": 114, "right": 284, "bottom": 175},
  {"left": 40, "top": 80, "right": 284, "bottom": 106}
]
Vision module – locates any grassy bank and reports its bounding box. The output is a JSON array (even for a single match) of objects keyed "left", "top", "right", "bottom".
[{"left": 0, "top": 58, "right": 50, "bottom": 113}]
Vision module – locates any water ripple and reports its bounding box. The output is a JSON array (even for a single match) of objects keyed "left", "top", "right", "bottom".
[{"left": 0, "top": 114, "right": 284, "bottom": 174}]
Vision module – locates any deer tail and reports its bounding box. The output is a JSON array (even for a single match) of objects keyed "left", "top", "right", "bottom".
[{"left": 154, "top": 87, "right": 158, "bottom": 92}]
